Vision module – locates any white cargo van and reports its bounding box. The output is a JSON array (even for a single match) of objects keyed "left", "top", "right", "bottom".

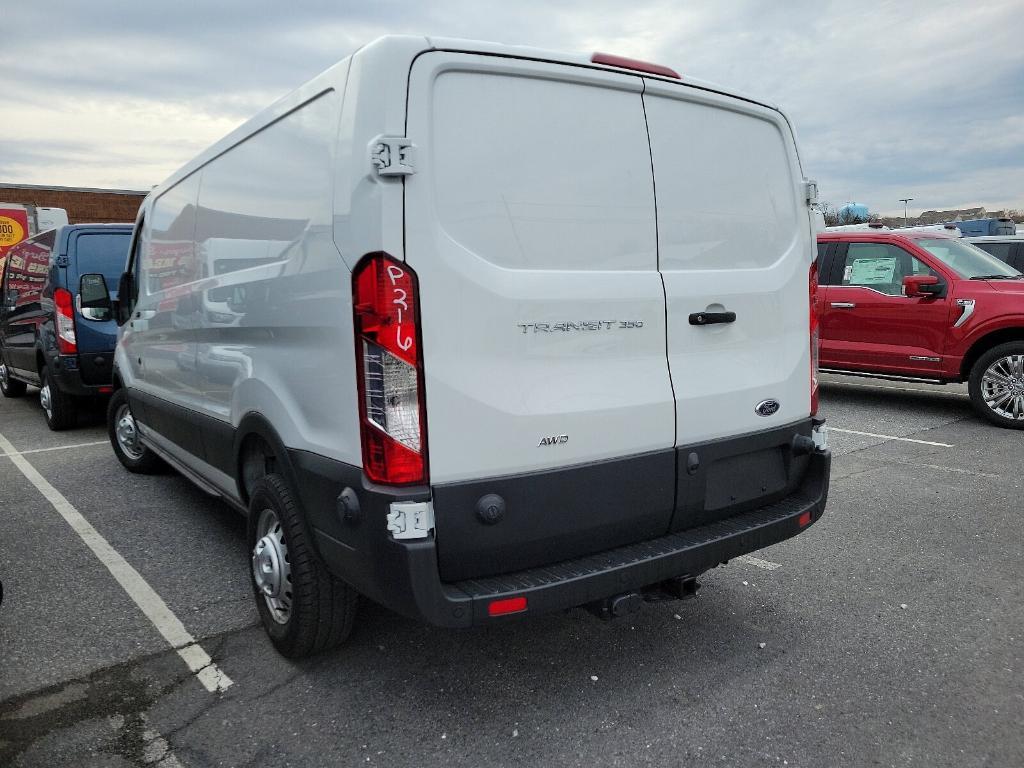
[{"left": 102, "top": 36, "right": 831, "bottom": 657}]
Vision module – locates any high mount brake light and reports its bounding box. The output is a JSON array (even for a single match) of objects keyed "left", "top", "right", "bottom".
[
  {"left": 54, "top": 288, "right": 77, "bottom": 354},
  {"left": 353, "top": 253, "right": 427, "bottom": 486},
  {"left": 591, "top": 52, "right": 681, "bottom": 79},
  {"left": 809, "top": 262, "right": 820, "bottom": 416}
]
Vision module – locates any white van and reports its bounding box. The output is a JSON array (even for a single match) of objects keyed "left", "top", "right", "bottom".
[{"left": 102, "top": 36, "right": 831, "bottom": 657}]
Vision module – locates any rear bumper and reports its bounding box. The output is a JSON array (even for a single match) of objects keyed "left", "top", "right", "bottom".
[
  {"left": 297, "top": 440, "right": 831, "bottom": 629},
  {"left": 45, "top": 353, "right": 113, "bottom": 396}
]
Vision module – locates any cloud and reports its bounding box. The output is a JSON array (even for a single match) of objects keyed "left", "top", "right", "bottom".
[{"left": 1, "top": 0, "right": 1022, "bottom": 214}]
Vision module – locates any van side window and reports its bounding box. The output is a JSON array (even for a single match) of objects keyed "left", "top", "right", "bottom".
[
  {"left": 840, "top": 243, "right": 937, "bottom": 296},
  {"left": 144, "top": 173, "right": 202, "bottom": 295}
]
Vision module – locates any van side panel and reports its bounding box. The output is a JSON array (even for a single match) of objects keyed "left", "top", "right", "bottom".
[
  {"left": 190, "top": 89, "right": 358, "bottom": 471},
  {"left": 406, "top": 54, "right": 676, "bottom": 486},
  {"left": 644, "top": 81, "right": 813, "bottom": 445}
]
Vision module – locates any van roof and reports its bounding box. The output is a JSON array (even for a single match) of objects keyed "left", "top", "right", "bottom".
[
  {"left": 149, "top": 35, "right": 785, "bottom": 201},
  {"left": 423, "top": 36, "right": 774, "bottom": 107}
]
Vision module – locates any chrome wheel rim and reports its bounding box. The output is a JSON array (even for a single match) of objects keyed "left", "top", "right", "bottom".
[
  {"left": 252, "top": 508, "right": 292, "bottom": 624},
  {"left": 39, "top": 381, "right": 53, "bottom": 419},
  {"left": 114, "top": 403, "right": 145, "bottom": 460},
  {"left": 0, "top": 362, "right": 9, "bottom": 391},
  {"left": 981, "top": 354, "right": 1024, "bottom": 421}
]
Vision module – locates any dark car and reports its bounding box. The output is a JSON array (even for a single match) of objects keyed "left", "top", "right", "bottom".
[
  {"left": 965, "top": 236, "right": 1024, "bottom": 272},
  {"left": 0, "top": 224, "right": 132, "bottom": 429}
]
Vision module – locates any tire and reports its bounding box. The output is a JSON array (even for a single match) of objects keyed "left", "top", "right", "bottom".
[
  {"left": 968, "top": 341, "right": 1024, "bottom": 429},
  {"left": 107, "top": 388, "right": 166, "bottom": 473},
  {"left": 0, "top": 359, "right": 27, "bottom": 398},
  {"left": 249, "top": 473, "right": 358, "bottom": 658},
  {"left": 39, "top": 366, "right": 77, "bottom": 430}
]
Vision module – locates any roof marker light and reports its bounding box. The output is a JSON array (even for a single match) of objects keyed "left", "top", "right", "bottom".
[{"left": 591, "top": 52, "right": 681, "bottom": 79}]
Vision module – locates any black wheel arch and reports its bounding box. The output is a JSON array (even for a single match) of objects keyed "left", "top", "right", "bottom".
[
  {"left": 961, "top": 328, "right": 1024, "bottom": 379},
  {"left": 233, "top": 412, "right": 301, "bottom": 511}
]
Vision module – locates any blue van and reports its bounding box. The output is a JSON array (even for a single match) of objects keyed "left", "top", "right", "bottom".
[
  {"left": 0, "top": 224, "right": 132, "bottom": 429},
  {"left": 948, "top": 218, "right": 1016, "bottom": 237}
]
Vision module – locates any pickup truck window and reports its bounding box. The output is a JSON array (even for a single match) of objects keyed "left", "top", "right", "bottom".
[
  {"left": 917, "top": 239, "right": 1021, "bottom": 280},
  {"left": 840, "top": 243, "right": 936, "bottom": 296}
]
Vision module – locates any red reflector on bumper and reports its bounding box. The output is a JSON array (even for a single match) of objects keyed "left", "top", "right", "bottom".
[
  {"left": 98, "top": 386, "right": 113, "bottom": 394},
  {"left": 488, "top": 596, "right": 527, "bottom": 617},
  {"left": 797, "top": 511, "right": 812, "bottom": 528}
]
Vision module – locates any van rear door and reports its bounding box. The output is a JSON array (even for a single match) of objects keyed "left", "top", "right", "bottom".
[
  {"left": 642, "top": 81, "right": 814, "bottom": 530},
  {"left": 404, "top": 53, "right": 676, "bottom": 580}
]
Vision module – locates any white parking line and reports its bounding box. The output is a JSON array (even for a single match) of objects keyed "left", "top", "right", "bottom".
[
  {"left": 0, "top": 430, "right": 233, "bottom": 694},
  {"left": 736, "top": 555, "right": 782, "bottom": 570},
  {"left": 829, "top": 427, "right": 953, "bottom": 448},
  {"left": 0, "top": 440, "right": 109, "bottom": 458}
]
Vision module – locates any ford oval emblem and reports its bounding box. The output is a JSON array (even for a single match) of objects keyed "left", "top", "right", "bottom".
[{"left": 755, "top": 399, "right": 780, "bottom": 417}]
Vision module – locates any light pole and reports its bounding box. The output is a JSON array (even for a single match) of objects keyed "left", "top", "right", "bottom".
[{"left": 899, "top": 198, "right": 913, "bottom": 227}]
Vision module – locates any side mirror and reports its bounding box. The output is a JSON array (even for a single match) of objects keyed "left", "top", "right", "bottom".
[
  {"left": 903, "top": 275, "right": 944, "bottom": 298},
  {"left": 78, "top": 273, "right": 113, "bottom": 321},
  {"left": 116, "top": 271, "right": 134, "bottom": 326}
]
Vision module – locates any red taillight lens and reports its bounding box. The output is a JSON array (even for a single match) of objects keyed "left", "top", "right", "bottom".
[
  {"left": 353, "top": 253, "right": 427, "bottom": 485},
  {"left": 809, "top": 262, "right": 820, "bottom": 416},
  {"left": 54, "top": 288, "right": 77, "bottom": 354},
  {"left": 488, "top": 596, "right": 528, "bottom": 617}
]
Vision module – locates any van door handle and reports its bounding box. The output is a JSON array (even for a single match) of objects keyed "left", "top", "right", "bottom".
[
  {"left": 689, "top": 311, "right": 736, "bottom": 326},
  {"left": 134, "top": 310, "right": 156, "bottom": 320},
  {"left": 830, "top": 302, "right": 856, "bottom": 309}
]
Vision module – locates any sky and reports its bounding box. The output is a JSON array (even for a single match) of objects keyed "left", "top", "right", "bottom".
[{"left": 2, "top": 0, "right": 1022, "bottom": 217}]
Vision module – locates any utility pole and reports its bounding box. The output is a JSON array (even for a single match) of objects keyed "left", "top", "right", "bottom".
[{"left": 899, "top": 198, "right": 914, "bottom": 227}]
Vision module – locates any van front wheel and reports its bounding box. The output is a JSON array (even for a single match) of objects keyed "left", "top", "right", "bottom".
[
  {"left": 248, "top": 474, "right": 358, "bottom": 658},
  {"left": 0, "top": 361, "right": 27, "bottom": 398}
]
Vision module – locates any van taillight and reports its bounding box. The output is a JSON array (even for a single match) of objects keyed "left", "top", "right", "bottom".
[
  {"left": 809, "top": 262, "right": 820, "bottom": 416},
  {"left": 54, "top": 288, "right": 77, "bottom": 354},
  {"left": 353, "top": 253, "right": 427, "bottom": 485}
]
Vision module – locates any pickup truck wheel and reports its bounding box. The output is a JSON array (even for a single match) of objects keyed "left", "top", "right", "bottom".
[
  {"left": 107, "top": 389, "right": 166, "bottom": 473},
  {"left": 249, "top": 474, "right": 358, "bottom": 658},
  {"left": 39, "top": 366, "right": 77, "bottom": 430},
  {"left": 0, "top": 361, "right": 27, "bottom": 397},
  {"left": 968, "top": 342, "right": 1024, "bottom": 429}
]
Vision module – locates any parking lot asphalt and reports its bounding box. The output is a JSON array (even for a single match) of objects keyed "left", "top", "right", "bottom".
[{"left": 1, "top": 374, "right": 1022, "bottom": 767}]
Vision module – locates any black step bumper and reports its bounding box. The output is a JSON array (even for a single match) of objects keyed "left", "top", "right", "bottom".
[{"left": 301, "top": 445, "right": 831, "bottom": 629}]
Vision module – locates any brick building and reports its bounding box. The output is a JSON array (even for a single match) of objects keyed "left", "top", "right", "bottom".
[{"left": 0, "top": 183, "right": 147, "bottom": 225}]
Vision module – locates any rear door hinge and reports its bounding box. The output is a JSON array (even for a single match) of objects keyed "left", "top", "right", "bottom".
[
  {"left": 804, "top": 179, "right": 819, "bottom": 207},
  {"left": 370, "top": 135, "right": 416, "bottom": 177}
]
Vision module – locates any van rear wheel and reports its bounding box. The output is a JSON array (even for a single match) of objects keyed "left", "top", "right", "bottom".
[
  {"left": 248, "top": 474, "right": 358, "bottom": 658},
  {"left": 968, "top": 342, "right": 1024, "bottom": 429},
  {"left": 0, "top": 361, "right": 27, "bottom": 398},
  {"left": 39, "top": 366, "right": 77, "bottom": 430}
]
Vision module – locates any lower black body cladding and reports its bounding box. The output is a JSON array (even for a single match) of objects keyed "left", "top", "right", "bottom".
[{"left": 433, "top": 420, "right": 816, "bottom": 582}]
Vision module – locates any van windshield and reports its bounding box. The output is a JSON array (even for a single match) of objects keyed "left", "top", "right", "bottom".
[
  {"left": 74, "top": 232, "right": 132, "bottom": 288},
  {"left": 917, "top": 238, "right": 1022, "bottom": 279}
]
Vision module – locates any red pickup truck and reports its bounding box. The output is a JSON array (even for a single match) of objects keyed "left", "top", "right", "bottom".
[{"left": 816, "top": 230, "right": 1024, "bottom": 428}]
